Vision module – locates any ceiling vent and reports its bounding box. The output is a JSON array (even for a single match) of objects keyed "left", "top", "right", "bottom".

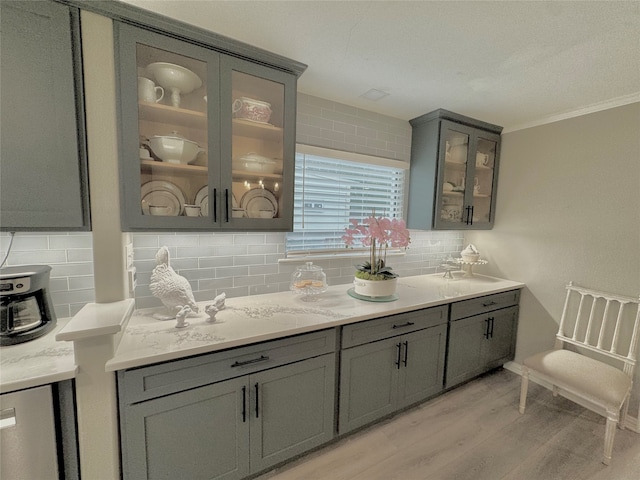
[{"left": 359, "top": 88, "right": 390, "bottom": 101}]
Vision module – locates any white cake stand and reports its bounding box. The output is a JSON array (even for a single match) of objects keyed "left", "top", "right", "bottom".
[{"left": 453, "top": 258, "right": 488, "bottom": 277}]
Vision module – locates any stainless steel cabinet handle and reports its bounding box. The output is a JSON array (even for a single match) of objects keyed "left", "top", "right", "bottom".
[
  {"left": 482, "top": 301, "right": 497, "bottom": 307},
  {"left": 395, "top": 343, "right": 402, "bottom": 369}
]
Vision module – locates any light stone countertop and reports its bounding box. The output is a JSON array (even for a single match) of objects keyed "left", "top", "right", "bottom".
[
  {"left": 0, "top": 317, "right": 76, "bottom": 394},
  {"left": 106, "top": 273, "right": 524, "bottom": 372}
]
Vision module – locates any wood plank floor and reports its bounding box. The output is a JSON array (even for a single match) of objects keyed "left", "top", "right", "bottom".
[{"left": 257, "top": 369, "right": 640, "bottom": 480}]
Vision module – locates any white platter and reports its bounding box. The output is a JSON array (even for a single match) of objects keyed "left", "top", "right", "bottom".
[
  {"left": 194, "top": 186, "right": 208, "bottom": 216},
  {"left": 141, "top": 181, "right": 186, "bottom": 216},
  {"left": 240, "top": 188, "right": 278, "bottom": 218}
]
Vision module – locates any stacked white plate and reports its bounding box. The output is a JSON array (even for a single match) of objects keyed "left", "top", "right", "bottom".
[{"left": 141, "top": 181, "right": 186, "bottom": 216}]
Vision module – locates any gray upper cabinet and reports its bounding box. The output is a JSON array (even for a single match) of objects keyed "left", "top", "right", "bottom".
[
  {"left": 0, "top": 1, "right": 89, "bottom": 231},
  {"left": 407, "top": 109, "right": 502, "bottom": 230},
  {"left": 116, "top": 21, "right": 297, "bottom": 231}
]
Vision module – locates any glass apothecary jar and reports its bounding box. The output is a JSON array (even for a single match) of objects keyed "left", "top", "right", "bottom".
[{"left": 290, "top": 262, "right": 328, "bottom": 300}]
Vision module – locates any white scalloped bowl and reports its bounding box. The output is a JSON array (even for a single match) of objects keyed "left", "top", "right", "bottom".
[{"left": 146, "top": 62, "right": 202, "bottom": 94}]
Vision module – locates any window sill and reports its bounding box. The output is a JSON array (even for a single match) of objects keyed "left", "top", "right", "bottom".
[{"left": 279, "top": 250, "right": 407, "bottom": 264}]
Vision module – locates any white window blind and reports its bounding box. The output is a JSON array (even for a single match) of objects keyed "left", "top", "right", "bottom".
[{"left": 286, "top": 145, "right": 408, "bottom": 255}]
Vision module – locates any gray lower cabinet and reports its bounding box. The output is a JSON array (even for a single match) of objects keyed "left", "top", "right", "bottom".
[
  {"left": 118, "top": 330, "right": 336, "bottom": 480},
  {"left": 0, "top": 0, "right": 89, "bottom": 231},
  {"left": 445, "top": 290, "right": 520, "bottom": 388},
  {"left": 338, "top": 307, "right": 448, "bottom": 434}
]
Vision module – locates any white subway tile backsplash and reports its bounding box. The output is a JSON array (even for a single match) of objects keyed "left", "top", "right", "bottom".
[{"left": 0, "top": 232, "right": 95, "bottom": 318}]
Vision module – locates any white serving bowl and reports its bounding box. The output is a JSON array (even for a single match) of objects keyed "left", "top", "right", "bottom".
[
  {"left": 233, "top": 153, "right": 277, "bottom": 174},
  {"left": 149, "top": 133, "right": 203, "bottom": 165}
]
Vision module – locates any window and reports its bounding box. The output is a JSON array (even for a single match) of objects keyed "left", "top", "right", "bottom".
[{"left": 286, "top": 145, "right": 408, "bottom": 255}]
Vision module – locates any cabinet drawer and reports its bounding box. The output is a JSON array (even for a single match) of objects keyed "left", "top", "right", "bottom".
[
  {"left": 341, "top": 306, "right": 447, "bottom": 349},
  {"left": 118, "top": 328, "right": 337, "bottom": 404},
  {"left": 450, "top": 290, "right": 520, "bottom": 320}
]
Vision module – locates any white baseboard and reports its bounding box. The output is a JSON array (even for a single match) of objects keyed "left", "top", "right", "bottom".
[{"left": 503, "top": 361, "right": 640, "bottom": 433}]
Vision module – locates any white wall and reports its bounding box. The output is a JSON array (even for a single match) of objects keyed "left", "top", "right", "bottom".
[{"left": 465, "top": 102, "right": 640, "bottom": 409}]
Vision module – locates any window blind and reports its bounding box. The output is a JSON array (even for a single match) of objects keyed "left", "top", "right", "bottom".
[{"left": 286, "top": 146, "right": 407, "bottom": 254}]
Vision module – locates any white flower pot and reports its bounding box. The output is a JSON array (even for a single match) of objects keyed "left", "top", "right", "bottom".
[{"left": 353, "top": 277, "right": 398, "bottom": 297}]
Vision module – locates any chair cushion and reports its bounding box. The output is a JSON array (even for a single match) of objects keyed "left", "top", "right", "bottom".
[{"left": 524, "top": 349, "right": 631, "bottom": 409}]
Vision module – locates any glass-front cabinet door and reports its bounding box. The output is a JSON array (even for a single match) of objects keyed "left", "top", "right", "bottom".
[
  {"left": 118, "top": 23, "right": 219, "bottom": 230},
  {"left": 434, "top": 120, "right": 500, "bottom": 230},
  {"left": 117, "top": 23, "right": 296, "bottom": 231},
  {"left": 219, "top": 56, "right": 296, "bottom": 230},
  {"left": 470, "top": 131, "right": 500, "bottom": 227}
]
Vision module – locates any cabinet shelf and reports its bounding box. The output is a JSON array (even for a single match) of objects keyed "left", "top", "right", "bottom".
[
  {"left": 140, "top": 159, "right": 207, "bottom": 176},
  {"left": 138, "top": 102, "right": 206, "bottom": 129},
  {"left": 233, "top": 118, "right": 283, "bottom": 141},
  {"left": 232, "top": 169, "right": 282, "bottom": 181}
]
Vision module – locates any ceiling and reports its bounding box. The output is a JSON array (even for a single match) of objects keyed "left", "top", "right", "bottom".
[{"left": 119, "top": 0, "right": 639, "bottom": 131}]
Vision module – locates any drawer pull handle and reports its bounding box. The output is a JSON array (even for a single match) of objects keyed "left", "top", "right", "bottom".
[
  {"left": 482, "top": 301, "right": 497, "bottom": 307},
  {"left": 392, "top": 321, "right": 415, "bottom": 329},
  {"left": 231, "top": 355, "right": 270, "bottom": 368}
]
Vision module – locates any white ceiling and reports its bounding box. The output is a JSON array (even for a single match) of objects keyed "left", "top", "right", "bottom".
[{"left": 120, "top": 0, "right": 639, "bottom": 131}]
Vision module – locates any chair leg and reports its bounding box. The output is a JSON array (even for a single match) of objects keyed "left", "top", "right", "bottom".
[
  {"left": 619, "top": 393, "right": 630, "bottom": 430},
  {"left": 519, "top": 366, "right": 529, "bottom": 414},
  {"left": 603, "top": 411, "right": 618, "bottom": 465}
]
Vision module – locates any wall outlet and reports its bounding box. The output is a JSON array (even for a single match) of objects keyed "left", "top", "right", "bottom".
[
  {"left": 125, "top": 243, "right": 134, "bottom": 269},
  {"left": 127, "top": 267, "right": 137, "bottom": 295}
]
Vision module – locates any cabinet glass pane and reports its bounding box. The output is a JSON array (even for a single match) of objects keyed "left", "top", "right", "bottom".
[
  {"left": 472, "top": 136, "right": 497, "bottom": 224},
  {"left": 231, "top": 71, "right": 285, "bottom": 220},
  {"left": 135, "top": 43, "right": 209, "bottom": 218},
  {"left": 441, "top": 129, "right": 469, "bottom": 224}
]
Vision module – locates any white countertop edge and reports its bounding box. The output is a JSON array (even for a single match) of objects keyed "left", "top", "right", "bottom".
[
  {"left": 0, "top": 368, "right": 78, "bottom": 395},
  {"left": 105, "top": 275, "right": 525, "bottom": 372},
  {"left": 56, "top": 298, "right": 135, "bottom": 342}
]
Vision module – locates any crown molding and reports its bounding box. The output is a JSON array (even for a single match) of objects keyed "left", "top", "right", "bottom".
[{"left": 503, "top": 93, "right": 640, "bottom": 134}]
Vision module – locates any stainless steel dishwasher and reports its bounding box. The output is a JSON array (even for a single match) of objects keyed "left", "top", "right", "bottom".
[{"left": 1, "top": 385, "right": 59, "bottom": 479}]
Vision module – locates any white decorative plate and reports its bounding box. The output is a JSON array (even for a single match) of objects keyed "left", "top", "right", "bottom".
[
  {"left": 240, "top": 188, "right": 278, "bottom": 218},
  {"left": 141, "top": 181, "right": 186, "bottom": 216},
  {"left": 194, "top": 186, "right": 208, "bottom": 216}
]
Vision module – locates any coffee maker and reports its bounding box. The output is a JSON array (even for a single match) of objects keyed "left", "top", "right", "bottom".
[{"left": 0, "top": 265, "right": 56, "bottom": 346}]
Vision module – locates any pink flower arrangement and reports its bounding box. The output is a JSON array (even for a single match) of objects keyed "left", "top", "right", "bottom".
[{"left": 343, "top": 215, "right": 411, "bottom": 280}]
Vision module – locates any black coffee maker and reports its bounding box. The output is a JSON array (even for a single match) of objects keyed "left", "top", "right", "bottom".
[{"left": 0, "top": 265, "right": 56, "bottom": 346}]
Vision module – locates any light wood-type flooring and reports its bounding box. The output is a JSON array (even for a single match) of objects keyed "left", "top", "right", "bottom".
[{"left": 257, "top": 369, "right": 640, "bottom": 480}]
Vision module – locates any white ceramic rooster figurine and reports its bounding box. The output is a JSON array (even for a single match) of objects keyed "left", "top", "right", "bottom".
[{"left": 150, "top": 246, "right": 199, "bottom": 318}]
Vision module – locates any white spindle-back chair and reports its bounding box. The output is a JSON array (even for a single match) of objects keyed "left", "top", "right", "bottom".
[{"left": 519, "top": 282, "right": 640, "bottom": 465}]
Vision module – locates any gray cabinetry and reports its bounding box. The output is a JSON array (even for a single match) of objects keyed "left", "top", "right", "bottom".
[
  {"left": 116, "top": 21, "right": 298, "bottom": 231},
  {"left": 118, "top": 330, "right": 336, "bottom": 480},
  {"left": 445, "top": 290, "right": 520, "bottom": 388},
  {"left": 0, "top": 0, "right": 89, "bottom": 231},
  {"left": 339, "top": 307, "right": 448, "bottom": 434},
  {"left": 407, "top": 109, "right": 502, "bottom": 230}
]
